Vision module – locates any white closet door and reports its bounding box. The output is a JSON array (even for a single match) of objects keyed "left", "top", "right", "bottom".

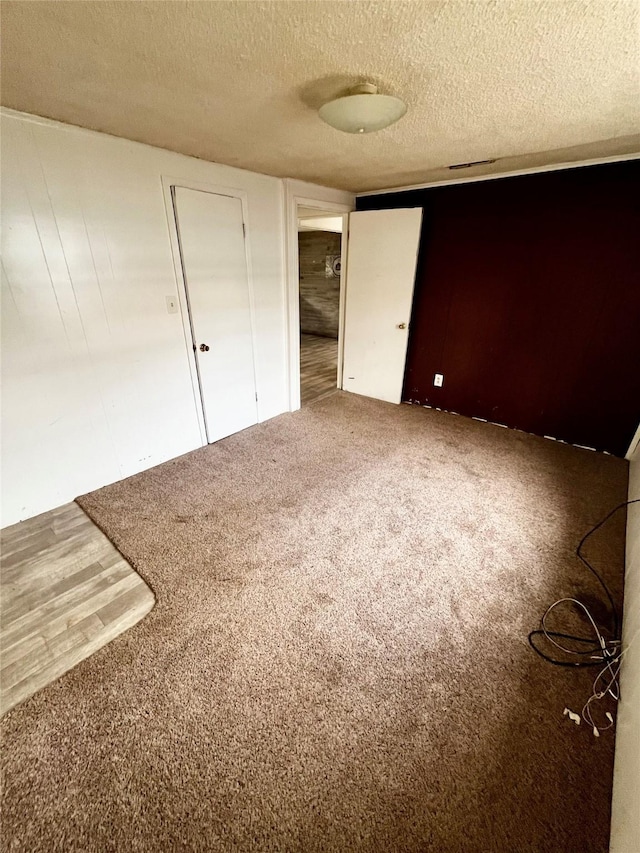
[
  {"left": 173, "top": 187, "right": 257, "bottom": 443},
  {"left": 342, "top": 208, "right": 423, "bottom": 404}
]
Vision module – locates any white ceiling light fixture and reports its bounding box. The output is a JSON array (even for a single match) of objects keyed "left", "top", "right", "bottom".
[{"left": 318, "top": 83, "right": 407, "bottom": 134}]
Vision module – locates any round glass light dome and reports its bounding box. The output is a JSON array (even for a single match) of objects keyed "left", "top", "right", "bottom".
[{"left": 318, "top": 83, "right": 407, "bottom": 134}]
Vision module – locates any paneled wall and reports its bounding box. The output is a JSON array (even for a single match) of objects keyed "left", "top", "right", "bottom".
[
  {"left": 1, "top": 109, "right": 288, "bottom": 525},
  {"left": 358, "top": 161, "right": 640, "bottom": 456},
  {"left": 298, "top": 231, "right": 341, "bottom": 338}
]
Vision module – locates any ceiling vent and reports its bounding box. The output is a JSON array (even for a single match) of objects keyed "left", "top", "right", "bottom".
[{"left": 448, "top": 159, "right": 497, "bottom": 170}]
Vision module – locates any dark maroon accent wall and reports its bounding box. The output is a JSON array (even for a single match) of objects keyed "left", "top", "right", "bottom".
[{"left": 357, "top": 161, "right": 640, "bottom": 457}]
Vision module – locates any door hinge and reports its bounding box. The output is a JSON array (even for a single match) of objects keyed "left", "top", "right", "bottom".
[
  {"left": 255, "top": 392, "right": 258, "bottom": 402},
  {"left": 242, "top": 222, "right": 246, "bottom": 239}
]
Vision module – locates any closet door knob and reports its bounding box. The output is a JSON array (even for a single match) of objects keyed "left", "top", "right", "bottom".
[
  {"left": 397, "top": 323, "right": 407, "bottom": 330},
  {"left": 199, "top": 343, "right": 210, "bottom": 352}
]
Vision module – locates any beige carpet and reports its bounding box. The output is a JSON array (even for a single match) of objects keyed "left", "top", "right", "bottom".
[{"left": 0, "top": 393, "right": 628, "bottom": 852}]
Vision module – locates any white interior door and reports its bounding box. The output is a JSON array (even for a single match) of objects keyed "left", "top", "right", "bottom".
[
  {"left": 173, "top": 187, "right": 257, "bottom": 443},
  {"left": 342, "top": 208, "right": 423, "bottom": 404}
]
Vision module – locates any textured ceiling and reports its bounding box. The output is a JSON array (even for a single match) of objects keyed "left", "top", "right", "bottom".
[{"left": 2, "top": 0, "right": 639, "bottom": 192}]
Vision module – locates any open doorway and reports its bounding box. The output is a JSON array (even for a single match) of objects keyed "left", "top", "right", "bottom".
[{"left": 297, "top": 210, "right": 344, "bottom": 406}]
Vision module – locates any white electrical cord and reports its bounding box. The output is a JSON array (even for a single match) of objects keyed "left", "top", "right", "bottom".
[{"left": 540, "top": 597, "right": 623, "bottom": 736}]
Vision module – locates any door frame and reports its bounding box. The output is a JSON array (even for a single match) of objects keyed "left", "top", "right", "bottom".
[
  {"left": 284, "top": 181, "right": 354, "bottom": 411},
  {"left": 161, "top": 175, "right": 259, "bottom": 445}
]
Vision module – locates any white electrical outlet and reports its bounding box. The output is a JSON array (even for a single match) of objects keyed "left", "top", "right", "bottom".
[
  {"left": 434, "top": 373, "right": 444, "bottom": 387},
  {"left": 166, "top": 295, "right": 179, "bottom": 314}
]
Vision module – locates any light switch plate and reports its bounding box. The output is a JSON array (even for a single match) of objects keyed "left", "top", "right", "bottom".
[
  {"left": 166, "top": 295, "right": 179, "bottom": 314},
  {"left": 434, "top": 373, "right": 444, "bottom": 387}
]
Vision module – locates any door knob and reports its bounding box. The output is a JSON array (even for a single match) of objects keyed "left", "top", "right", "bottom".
[
  {"left": 199, "top": 343, "right": 210, "bottom": 352},
  {"left": 397, "top": 322, "right": 407, "bottom": 330}
]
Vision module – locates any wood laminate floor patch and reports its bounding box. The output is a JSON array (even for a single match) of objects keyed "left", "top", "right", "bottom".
[{"left": 1, "top": 502, "right": 154, "bottom": 716}]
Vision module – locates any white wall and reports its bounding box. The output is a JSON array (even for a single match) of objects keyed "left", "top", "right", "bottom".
[
  {"left": 298, "top": 216, "right": 343, "bottom": 233},
  {"left": 610, "top": 428, "right": 640, "bottom": 852},
  {"left": 1, "top": 109, "right": 288, "bottom": 526}
]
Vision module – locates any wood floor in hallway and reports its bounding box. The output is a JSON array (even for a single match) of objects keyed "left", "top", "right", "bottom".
[{"left": 300, "top": 333, "right": 338, "bottom": 405}]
